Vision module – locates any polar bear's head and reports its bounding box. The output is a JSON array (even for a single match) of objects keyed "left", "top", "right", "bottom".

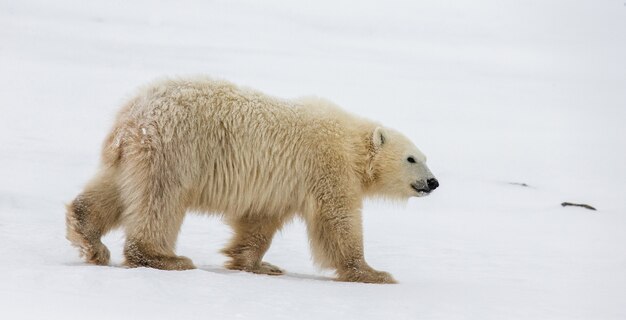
[{"left": 366, "top": 127, "right": 438, "bottom": 200}]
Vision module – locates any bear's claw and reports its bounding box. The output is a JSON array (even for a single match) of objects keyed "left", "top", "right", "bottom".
[
  {"left": 255, "top": 262, "right": 284, "bottom": 275},
  {"left": 337, "top": 269, "right": 397, "bottom": 284},
  {"left": 225, "top": 260, "right": 284, "bottom": 276}
]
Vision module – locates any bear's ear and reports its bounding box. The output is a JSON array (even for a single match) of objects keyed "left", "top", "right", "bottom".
[{"left": 372, "top": 127, "right": 386, "bottom": 150}]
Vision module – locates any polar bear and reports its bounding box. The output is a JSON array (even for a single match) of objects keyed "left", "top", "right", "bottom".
[{"left": 66, "top": 77, "right": 438, "bottom": 284}]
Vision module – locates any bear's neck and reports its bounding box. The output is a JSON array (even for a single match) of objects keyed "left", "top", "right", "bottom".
[{"left": 352, "top": 123, "right": 379, "bottom": 195}]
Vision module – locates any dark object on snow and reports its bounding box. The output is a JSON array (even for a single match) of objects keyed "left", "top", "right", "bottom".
[
  {"left": 508, "top": 182, "right": 530, "bottom": 187},
  {"left": 561, "top": 202, "right": 597, "bottom": 211}
]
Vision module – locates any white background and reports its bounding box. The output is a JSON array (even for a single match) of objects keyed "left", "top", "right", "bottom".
[{"left": 1, "top": 0, "right": 625, "bottom": 319}]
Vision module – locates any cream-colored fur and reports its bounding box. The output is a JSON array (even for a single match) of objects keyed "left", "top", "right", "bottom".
[{"left": 66, "top": 77, "right": 437, "bottom": 284}]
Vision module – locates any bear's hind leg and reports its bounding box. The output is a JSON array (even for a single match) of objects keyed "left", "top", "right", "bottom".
[
  {"left": 221, "top": 214, "right": 284, "bottom": 275},
  {"left": 66, "top": 168, "right": 123, "bottom": 265},
  {"left": 123, "top": 201, "right": 195, "bottom": 271},
  {"left": 121, "top": 173, "right": 195, "bottom": 271}
]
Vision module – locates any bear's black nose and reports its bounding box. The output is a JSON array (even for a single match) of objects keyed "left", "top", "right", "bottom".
[{"left": 427, "top": 178, "right": 439, "bottom": 190}]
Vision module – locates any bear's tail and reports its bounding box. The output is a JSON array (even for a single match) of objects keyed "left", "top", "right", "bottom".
[{"left": 66, "top": 167, "right": 124, "bottom": 265}]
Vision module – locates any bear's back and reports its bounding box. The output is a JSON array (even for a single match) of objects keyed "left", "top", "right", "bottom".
[{"left": 112, "top": 78, "right": 357, "bottom": 217}]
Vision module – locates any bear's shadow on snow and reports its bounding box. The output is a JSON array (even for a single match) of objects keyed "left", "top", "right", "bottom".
[
  {"left": 198, "top": 265, "right": 334, "bottom": 282},
  {"left": 61, "top": 261, "right": 334, "bottom": 282}
]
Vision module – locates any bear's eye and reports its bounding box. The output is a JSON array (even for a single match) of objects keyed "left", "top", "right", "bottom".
[{"left": 407, "top": 156, "right": 416, "bottom": 164}]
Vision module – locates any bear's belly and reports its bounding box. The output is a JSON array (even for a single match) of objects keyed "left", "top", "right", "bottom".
[{"left": 188, "top": 166, "right": 308, "bottom": 218}]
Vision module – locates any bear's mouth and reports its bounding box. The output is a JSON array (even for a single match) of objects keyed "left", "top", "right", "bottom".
[{"left": 410, "top": 183, "right": 431, "bottom": 196}]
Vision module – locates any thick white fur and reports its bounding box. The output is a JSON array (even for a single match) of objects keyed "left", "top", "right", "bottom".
[{"left": 66, "top": 77, "right": 435, "bottom": 283}]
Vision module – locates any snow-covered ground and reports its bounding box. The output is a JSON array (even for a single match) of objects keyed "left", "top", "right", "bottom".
[{"left": 1, "top": 0, "right": 625, "bottom": 319}]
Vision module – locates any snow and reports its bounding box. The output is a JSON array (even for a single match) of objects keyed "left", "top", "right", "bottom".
[{"left": 1, "top": 0, "right": 625, "bottom": 319}]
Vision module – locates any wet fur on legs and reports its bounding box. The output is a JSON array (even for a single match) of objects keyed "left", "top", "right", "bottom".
[{"left": 221, "top": 214, "right": 286, "bottom": 275}]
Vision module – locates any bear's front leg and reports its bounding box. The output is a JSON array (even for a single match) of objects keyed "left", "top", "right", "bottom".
[
  {"left": 305, "top": 194, "right": 396, "bottom": 284},
  {"left": 221, "top": 214, "right": 285, "bottom": 276}
]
